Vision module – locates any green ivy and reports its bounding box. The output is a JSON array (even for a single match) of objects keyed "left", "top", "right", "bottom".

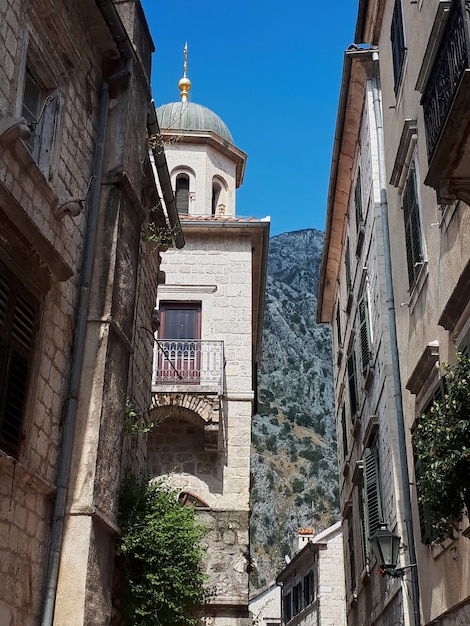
[
  {"left": 117, "top": 473, "right": 207, "bottom": 625},
  {"left": 412, "top": 353, "right": 470, "bottom": 541}
]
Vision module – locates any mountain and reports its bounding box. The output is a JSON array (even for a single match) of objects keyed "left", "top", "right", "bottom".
[{"left": 250, "top": 229, "right": 339, "bottom": 589}]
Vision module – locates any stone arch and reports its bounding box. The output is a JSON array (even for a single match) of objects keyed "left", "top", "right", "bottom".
[{"left": 147, "top": 394, "right": 224, "bottom": 500}]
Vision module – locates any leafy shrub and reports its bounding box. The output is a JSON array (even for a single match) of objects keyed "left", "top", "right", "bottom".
[
  {"left": 117, "top": 473, "right": 206, "bottom": 626},
  {"left": 412, "top": 354, "right": 470, "bottom": 540}
]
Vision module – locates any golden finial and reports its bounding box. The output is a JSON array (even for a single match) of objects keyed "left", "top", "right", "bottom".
[{"left": 178, "top": 42, "right": 191, "bottom": 102}]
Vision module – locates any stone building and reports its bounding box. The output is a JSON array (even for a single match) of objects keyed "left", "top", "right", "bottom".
[
  {"left": 149, "top": 61, "right": 270, "bottom": 626},
  {"left": 276, "top": 525, "right": 346, "bottom": 626},
  {"left": 0, "top": 1, "right": 179, "bottom": 624},
  {"left": 319, "top": 1, "right": 470, "bottom": 626},
  {"left": 354, "top": 1, "right": 470, "bottom": 625},
  {"left": 317, "top": 46, "right": 419, "bottom": 626}
]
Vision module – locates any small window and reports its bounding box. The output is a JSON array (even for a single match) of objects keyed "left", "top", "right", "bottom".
[
  {"left": 403, "top": 161, "right": 424, "bottom": 291},
  {"left": 354, "top": 168, "right": 363, "bottom": 229},
  {"left": 362, "top": 445, "right": 383, "bottom": 551},
  {"left": 348, "top": 522, "right": 356, "bottom": 593},
  {"left": 391, "top": 0, "right": 406, "bottom": 94},
  {"left": 175, "top": 174, "right": 190, "bottom": 214},
  {"left": 303, "top": 570, "right": 315, "bottom": 606},
  {"left": 345, "top": 239, "right": 352, "bottom": 291},
  {"left": 211, "top": 182, "right": 221, "bottom": 216},
  {"left": 358, "top": 287, "right": 372, "bottom": 376},
  {"left": 292, "top": 581, "right": 302, "bottom": 616},
  {"left": 283, "top": 591, "right": 292, "bottom": 623},
  {"left": 335, "top": 305, "right": 342, "bottom": 348},
  {"left": 178, "top": 491, "right": 209, "bottom": 508},
  {"left": 0, "top": 260, "right": 39, "bottom": 455},
  {"left": 21, "top": 67, "right": 60, "bottom": 179},
  {"left": 347, "top": 352, "right": 358, "bottom": 418},
  {"left": 341, "top": 404, "right": 348, "bottom": 460}
]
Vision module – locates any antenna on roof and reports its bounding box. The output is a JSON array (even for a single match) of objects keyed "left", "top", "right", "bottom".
[{"left": 178, "top": 42, "right": 191, "bottom": 102}]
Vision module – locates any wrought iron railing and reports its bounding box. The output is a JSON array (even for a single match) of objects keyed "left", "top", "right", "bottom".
[
  {"left": 152, "top": 339, "right": 224, "bottom": 389},
  {"left": 422, "top": 0, "right": 470, "bottom": 158}
]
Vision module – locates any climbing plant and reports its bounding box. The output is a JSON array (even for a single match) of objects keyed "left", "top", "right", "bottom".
[
  {"left": 117, "top": 473, "right": 207, "bottom": 625},
  {"left": 412, "top": 353, "right": 470, "bottom": 541}
]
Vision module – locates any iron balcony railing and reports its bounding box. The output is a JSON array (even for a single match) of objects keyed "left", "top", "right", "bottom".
[
  {"left": 152, "top": 339, "right": 224, "bottom": 389},
  {"left": 422, "top": 0, "right": 470, "bottom": 158}
]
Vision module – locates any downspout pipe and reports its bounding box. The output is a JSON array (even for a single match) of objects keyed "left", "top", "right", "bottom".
[
  {"left": 370, "top": 51, "right": 421, "bottom": 626},
  {"left": 147, "top": 102, "right": 184, "bottom": 249},
  {"left": 40, "top": 80, "right": 110, "bottom": 626}
]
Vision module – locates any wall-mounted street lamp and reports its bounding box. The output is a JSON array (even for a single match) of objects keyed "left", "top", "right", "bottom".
[{"left": 369, "top": 523, "right": 416, "bottom": 578}]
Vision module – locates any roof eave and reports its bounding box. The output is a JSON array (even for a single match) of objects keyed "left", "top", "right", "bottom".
[{"left": 317, "top": 48, "right": 374, "bottom": 324}]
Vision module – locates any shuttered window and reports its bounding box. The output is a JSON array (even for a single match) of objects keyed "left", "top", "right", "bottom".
[
  {"left": 355, "top": 168, "right": 363, "bottom": 229},
  {"left": 391, "top": 0, "right": 406, "bottom": 93},
  {"left": 335, "top": 305, "right": 342, "bottom": 348},
  {"left": 303, "top": 570, "right": 314, "bottom": 606},
  {"left": 403, "top": 162, "right": 424, "bottom": 290},
  {"left": 345, "top": 239, "right": 352, "bottom": 291},
  {"left": 341, "top": 404, "right": 348, "bottom": 460},
  {"left": 362, "top": 446, "right": 383, "bottom": 550},
  {"left": 0, "top": 262, "right": 39, "bottom": 454},
  {"left": 347, "top": 352, "right": 358, "bottom": 418},
  {"left": 348, "top": 522, "right": 356, "bottom": 593},
  {"left": 175, "top": 174, "right": 189, "bottom": 214},
  {"left": 22, "top": 67, "right": 61, "bottom": 180},
  {"left": 358, "top": 287, "right": 372, "bottom": 376}
]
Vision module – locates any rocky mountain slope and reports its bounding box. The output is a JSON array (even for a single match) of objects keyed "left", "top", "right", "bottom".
[{"left": 250, "top": 229, "right": 339, "bottom": 589}]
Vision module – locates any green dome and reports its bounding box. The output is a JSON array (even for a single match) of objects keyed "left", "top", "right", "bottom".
[{"left": 157, "top": 101, "right": 233, "bottom": 144}]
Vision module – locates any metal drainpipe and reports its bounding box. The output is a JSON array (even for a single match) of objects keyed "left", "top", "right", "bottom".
[
  {"left": 370, "top": 52, "right": 421, "bottom": 626},
  {"left": 40, "top": 80, "right": 110, "bottom": 626}
]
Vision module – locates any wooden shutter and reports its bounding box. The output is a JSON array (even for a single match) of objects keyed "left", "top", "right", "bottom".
[
  {"left": 403, "top": 163, "right": 423, "bottom": 290},
  {"left": 359, "top": 289, "right": 372, "bottom": 375},
  {"left": 362, "top": 447, "right": 383, "bottom": 545},
  {"left": 345, "top": 239, "right": 351, "bottom": 290},
  {"left": 355, "top": 168, "right": 363, "bottom": 228},
  {"left": 347, "top": 352, "right": 358, "bottom": 418},
  {"left": 348, "top": 522, "right": 356, "bottom": 592},
  {"left": 0, "top": 264, "right": 39, "bottom": 453},
  {"left": 341, "top": 404, "right": 348, "bottom": 460}
]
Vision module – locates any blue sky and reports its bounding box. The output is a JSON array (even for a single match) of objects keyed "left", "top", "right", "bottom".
[{"left": 141, "top": 0, "right": 359, "bottom": 236}]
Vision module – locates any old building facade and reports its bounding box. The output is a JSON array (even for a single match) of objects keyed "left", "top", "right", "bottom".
[
  {"left": 318, "top": 47, "right": 419, "bottom": 626},
  {"left": 320, "top": 1, "right": 470, "bottom": 626},
  {"left": 276, "top": 525, "right": 346, "bottom": 626},
  {"left": 149, "top": 66, "right": 269, "bottom": 626},
  {"left": 0, "top": 1, "right": 179, "bottom": 624},
  {"left": 354, "top": 1, "right": 470, "bottom": 625}
]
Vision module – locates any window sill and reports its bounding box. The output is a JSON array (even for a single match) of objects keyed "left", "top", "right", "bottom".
[
  {"left": 4, "top": 134, "right": 58, "bottom": 207},
  {"left": 0, "top": 449, "right": 55, "bottom": 496}
]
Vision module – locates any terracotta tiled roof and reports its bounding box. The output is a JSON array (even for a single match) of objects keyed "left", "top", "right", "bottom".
[
  {"left": 179, "top": 214, "right": 263, "bottom": 223},
  {"left": 298, "top": 528, "right": 315, "bottom": 535}
]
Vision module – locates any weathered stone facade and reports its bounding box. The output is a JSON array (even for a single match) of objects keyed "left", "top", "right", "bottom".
[
  {"left": 320, "top": 2, "right": 470, "bottom": 626},
  {"left": 0, "top": 1, "right": 175, "bottom": 624},
  {"left": 150, "top": 79, "right": 269, "bottom": 626}
]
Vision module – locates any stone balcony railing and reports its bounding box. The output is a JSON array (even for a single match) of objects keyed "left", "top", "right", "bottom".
[
  {"left": 422, "top": 0, "right": 470, "bottom": 203},
  {"left": 152, "top": 339, "right": 224, "bottom": 394}
]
